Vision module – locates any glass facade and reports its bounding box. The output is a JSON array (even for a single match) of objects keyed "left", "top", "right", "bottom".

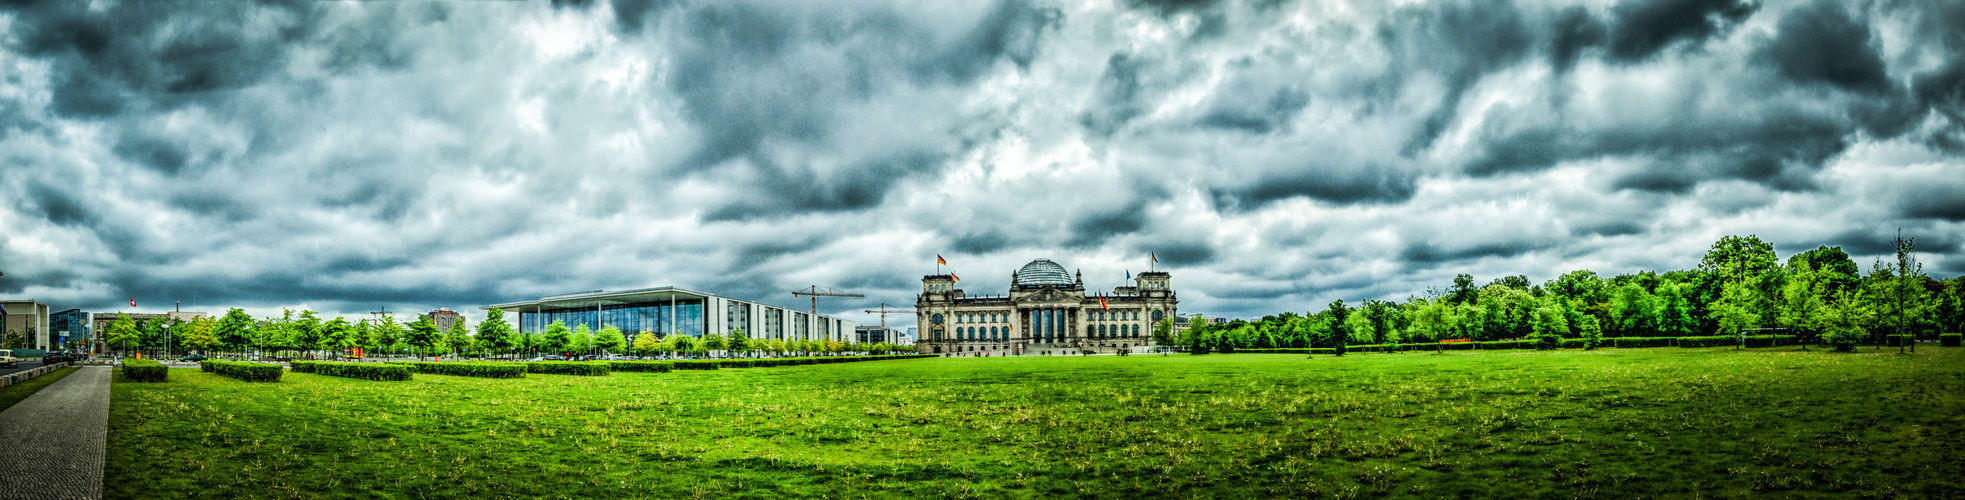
[
  {"left": 521, "top": 299, "right": 703, "bottom": 338},
  {"left": 51, "top": 309, "right": 89, "bottom": 346}
]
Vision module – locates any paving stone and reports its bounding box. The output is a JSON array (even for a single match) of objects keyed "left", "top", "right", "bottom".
[{"left": 0, "top": 366, "right": 109, "bottom": 500}]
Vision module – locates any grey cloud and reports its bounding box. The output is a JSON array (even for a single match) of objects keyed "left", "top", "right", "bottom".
[
  {"left": 1380, "top": 0, "right": 1534, "bottom": 155},
  {"left": 1759, "top": 1, "right": 1890, "bottom": 95},
  {"left": 1602, "top": 0, "right": 1757, "bottom": 63}
]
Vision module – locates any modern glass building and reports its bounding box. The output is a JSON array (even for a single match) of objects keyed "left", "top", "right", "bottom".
[
  {"left": 484, "top": 286, "right": 855, "bottom": 343},
  {"left": 50, "top": 309, "right": 91, "bottom": 349}
]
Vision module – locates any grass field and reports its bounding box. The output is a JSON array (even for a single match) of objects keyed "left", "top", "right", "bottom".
[
  {"left": 0, "top": 366, "right": 79, "bottom": 413},
  {"left": 107, "top": 348, "right": 1965, "bottom": 499}
]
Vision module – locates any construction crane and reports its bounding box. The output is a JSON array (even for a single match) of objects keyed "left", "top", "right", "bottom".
[
  {"left": 792, "top": 285, "right": 863, "bottom": 316},
  {"left": 863, "top": 303, "right": 917, "bottom": 330}
]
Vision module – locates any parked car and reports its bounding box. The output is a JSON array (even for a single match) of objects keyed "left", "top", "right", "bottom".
[
  {"left": 0, "top": 349, "right": 19, "bottom": 368},
  {"left": 43, "top": 352, "right": 73, "bottom": 364},
  {"left": 178, "top": 354, "right": 208, "bottom": 362}
]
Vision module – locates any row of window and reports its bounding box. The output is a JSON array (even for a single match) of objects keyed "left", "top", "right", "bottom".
[{"left": 951, "top": 324, "right": 1142, "bottom": 340}]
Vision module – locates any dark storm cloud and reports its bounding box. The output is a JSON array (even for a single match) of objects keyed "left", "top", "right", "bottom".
[
  {"left": 1601, "top": 0, "right": 1757, "bottom": 63},
  {"left": 1759, "top": 0, "right": 1890, "bottom": 94},
  {"left": 1380, "top": 0, "right": 1533, "bottom": 155}
]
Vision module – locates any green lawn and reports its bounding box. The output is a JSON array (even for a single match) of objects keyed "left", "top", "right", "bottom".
[
  {"left": 0, "top": 366, "right": 78, "bottom": 413},
  {"left": 107, "top": 348, "right": 1965, "bottom": 499}
]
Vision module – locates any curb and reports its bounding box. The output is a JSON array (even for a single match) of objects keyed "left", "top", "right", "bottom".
[{"left": 0, "top": 362, "right": 73, "bottom": 389}]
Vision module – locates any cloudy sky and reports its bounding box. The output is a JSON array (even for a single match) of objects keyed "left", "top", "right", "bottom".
[{"left": 2, "top": 0, "right": 1961, "bottom": 326}]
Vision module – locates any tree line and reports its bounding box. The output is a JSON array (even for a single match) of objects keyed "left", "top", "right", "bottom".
[
  {"left": 1155, "top": 234, "right": 1964, "bottom": 353},
  {"left": 100, "top": 306, "right": 907, "bottom": 359}
]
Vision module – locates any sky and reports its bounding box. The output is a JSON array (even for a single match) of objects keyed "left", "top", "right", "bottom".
[{"left": 1, "top": 0, "right": 1962, "bottom": 328}]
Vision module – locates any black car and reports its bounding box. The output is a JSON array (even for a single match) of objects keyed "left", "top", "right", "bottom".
[{"left": 43, "top": 352, "right": 75, "bottom": 364}]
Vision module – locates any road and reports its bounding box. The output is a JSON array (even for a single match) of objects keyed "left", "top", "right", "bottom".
[{"left": 0, "top": 359, "right": 50, "bottom": 377}]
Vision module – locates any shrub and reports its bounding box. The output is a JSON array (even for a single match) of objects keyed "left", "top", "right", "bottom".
[
  {"left": 201, "top": 360, "right": 283, "bottom": 382},
  {"left": 1941, "top": 333, "right": 1962, "bottom": 347},
  {"left": 387, "top": 361, "right": 528, "bottom": 378},
  {"left": 674, "top": 360, "right": 721, "bottom": 370},
  {"left": 1534, "top": 335, "right": 1561, "bottom": 350},
  {"left": 609, "top": 361, "right": 674, "bottom": 372},
  {"left": 296, "top": 361, "right": 411, "bottom": 381},
  {"left": 1741, "top": 335, "right": 1796, "bottom": 348},
  {"left": 1676, "top": 336, "right": 1736, "bottom": 348},
  {"left": 1885, "top": 334, "right": 1914, "bottom": 347},
  {"left": 1611, "top": 337, "right": 1677, "bottom": 348},
  {"left": 526, "top": 361, "right": 611, "bottom": 376},
  {"left": 122, "top": 358, "right": 168, "bottom": 382}
]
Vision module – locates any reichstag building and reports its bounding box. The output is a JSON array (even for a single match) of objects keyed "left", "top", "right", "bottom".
[{"left": 916, "top": 258, "right": 1176, "bottom": 355}]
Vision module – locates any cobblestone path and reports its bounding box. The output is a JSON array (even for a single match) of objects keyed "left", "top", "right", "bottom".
[{"left": 0, "top": 366, "right": 109, "bottom": 500}]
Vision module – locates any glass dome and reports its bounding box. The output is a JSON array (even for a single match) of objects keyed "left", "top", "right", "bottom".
[{"left": 1016, "top": 259, "right": 1073, "bottom": 286}]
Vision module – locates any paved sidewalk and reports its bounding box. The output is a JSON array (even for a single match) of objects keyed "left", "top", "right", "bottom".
[{"left": 0, "top": 366, "right": 110, "bottom": 500}]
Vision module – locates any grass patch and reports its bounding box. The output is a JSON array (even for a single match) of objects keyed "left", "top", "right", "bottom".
[
  {"left": 107, "top": 349, "right": 1965, "bottom": 498},
  {"left": 0, "top": 367, "right": 80, "bottom": 413}
]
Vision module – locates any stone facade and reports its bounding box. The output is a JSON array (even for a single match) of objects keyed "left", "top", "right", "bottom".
[{"left": 915, "top": 258, "right": 1176, "bottom": 355}]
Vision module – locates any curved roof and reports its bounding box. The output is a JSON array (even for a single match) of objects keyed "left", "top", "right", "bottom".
[{"left": 1016, "top": 258, "right": 1072, "bottom": 286}]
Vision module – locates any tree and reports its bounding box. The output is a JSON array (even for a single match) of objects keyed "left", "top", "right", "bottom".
[
  {"left": 728, "top": 328, "right": 751, "bottom": 354},
  {"left": 105, "top": 313, "right": 139, "bottom": 355},
  {"left": 476, "top": 308, "right": 517, "bottom": 359},
  {"left": 406, "top": 315, "right": 441, "bottom": 360},
  {"left": 216, "top": 308, "right": 256, "bottom": 354},
  {"left": 1879, "top": 231, "right": 1931, "bottom": 353},
  {"left": 594, "top": 325, "right": 627, "bottom": 354},
  {"left": 570, "top": 324, "right": 594, "bottom": 355},
  {"left": 1448, "top": 274, "right": 1478, "bottom": 304},
  {"left": 1819, "top": 289, "right": 1871, "bottom": 352},
  {"left": 1699, "top": 234, "right": 1778, "bottom": 282},
  {"left": 1578, "top": 315, "right": 1603, "bottom": 350},
  {"left": 444, "top": 319, "right": 472, "bottom": 357},
  {"left": 370, "top": 315, "right": 404, "bottom": 357},
  {"left": 1328, "top": 300, "right": 1349, "bottom": 356},
  {"left": 540, "top": 320, "right": 571, "bottom": 354},
  {"left": 1184, "top": 315, "right": 1210, "bottom": 354},
  {"left": 1710, "top": 279, "right": 1762, "bottom": 338},
  {"left": 295, "top": 310, "right": 324, "bottom": 359},
  {"left": 322, "top": 317, "right": 355, "bottom": 357},
  {"left": 632, "top": 330, "right": 662, "bottom": 355},
  {"left": 139, "top": 317, "right": 167, "bottom": 353},
  {"left": 1152, "top": 318, "right": 1175, "bottom": 346},
  {"left": 1529, "top": 301, "right": 1570, "bottom": 349},
  {"left": 182, "top": 316, "right": 220, "bottom": 353}
]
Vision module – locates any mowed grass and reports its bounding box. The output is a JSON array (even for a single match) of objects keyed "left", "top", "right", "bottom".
[
  {"left": 108, "top": 348, "right": 1965, "bottom": 499},
  {"left": 0, "top": 366, "right": 79, "bottom": 413}
]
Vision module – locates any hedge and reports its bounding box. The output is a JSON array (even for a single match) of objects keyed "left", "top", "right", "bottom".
[
  {"left": 201, "top": 360, "right": 283, "bottom": 382},
  {"left": 122, "top": 358, "right": 168, "bottom": 382},
  {"left": 609, "top": 361, "right": 674, "bottom": 372},
  {"left": 387, "top": 361, "right": 528, "bottom": 379},
  {"left": 1675, "top": 336, "right": 1734, "bottom": 348},
  {"left": 1942, "top": 333, "right": 1962, "bottom": 347},
  {"left": 526, "top": 361, "right": 610, "bottom": 376},
  {"left": 292, "top": 361, "right": 411, "bottom": 381},
  {"left": 674, "top": 360, "right": 721, "bottom": 370},
  {"left": 1612, "top": 337, "right": 1677, "bottom": 348}
]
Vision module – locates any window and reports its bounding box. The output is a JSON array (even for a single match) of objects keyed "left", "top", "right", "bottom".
[
  {"left": 931, "top": 313, "right": 944, "bottom": 324},
  {"left": 1152, "top": 310, "right": 1163, "bottom": 322}
]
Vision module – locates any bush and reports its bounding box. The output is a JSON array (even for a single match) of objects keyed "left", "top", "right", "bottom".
[
  {"left": 1675, "top": 336, "right": 1735, "bottom": 348},
  {"left": 122, "top": 358, "right": 168, "bottom": 382},
  {"left": 1741, "top": 335, "right": 1796, "bottom": 348},
  {"left": 609, "top": 361, "right": 674, "bottom": 372},
  {"left": 1942, "top": 333, "right": 1962, "bottom": 347},
  {"left": 387, "top": 361, "right": 528, "bottom": 378},
  {"left": 1885, "top": 334, "right": 1914, "bottom": 347},
  {"left": 674, "top": 360, "right": 721, "bottom": 370},
  {"left": 201, "top": 360, "right": 283, "bottom": 382},
  {"left": 294, "top": 361, "right": 411, "bottom": 381},
  {"left": 1611, "top": 337, "right": 1677, "bottom": 348},
  {"left": 1534, "top": 335, "right": 1562, "bottom": 350},
  {"left": 526, "top": 361, "right": 611, "bottom": 376}
]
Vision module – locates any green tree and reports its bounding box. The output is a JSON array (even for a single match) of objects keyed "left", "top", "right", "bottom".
[
  {"left": 216, "top": 308, "right": 256, "bottom": 354},
  {"left": 406, "top": 315, "right": 441, "bottom": 360},
  {"left": 444, "top": 319, "right": 472, "bottom": 357},
  {"left": 594, "top": 325, "right": 627, "bottom": 354},
  {"left": 570, "top": 324, "right": 594, "bottom": 355},
  {"left": 1529, "top": 301, "right": 1570, "bottom": 349},
  {"left": 476, "top": 308, "right": 517, "bottom": 359},
  {"left": 1184, "top": 315, "right": 1210, "bottom": 354},
  {"left": 1578, "top": 315, "right": 1603, "bottom": 350},
  {"left": 1328, "top": 300, "right": 1349, "bottom": 356},
  {"left": 728, "top": 328, "right": 750, "bottom": 354},
  {"left": 295, "top": 310, "right": 323, "bottom": 359},
  {"left": 105, "top": 313, "right": 139, "bottom": 355},
  {"left": 1700, "top": 234, "right": 1779, "bottom": 282},
  {"left": 1820, "top": 289, "right": 1871, "bottom": 352},
  {"left": 540, "top": 320, "right": 571, "bottom": 354},
  {"left": 183, "top": 316, "right": 220, "bottom": 353},
  {"left": 1152, "top": 318, "right": 1175, "bottom": 346},
  {"left": 370, "top": 315, "right": 404, "bottom": 357},
  {"left": 1711, "top": 279, "right": 1762, "bottom": 337},
  {"left": 138, "top": 317, "right": 167, "bottom": 353},
  {"left": 322, "top": 317, "right": 355, "bottom": 357},
  {"left": 632, "top": 331, "right": 661, "bottom": 355},
  {"left": 1879, "top": 232, "right": 1932, "bottom": 353}
]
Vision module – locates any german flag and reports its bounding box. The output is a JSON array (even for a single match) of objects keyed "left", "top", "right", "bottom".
[
  {"left": 937, "top": 254, "right": 947, "bottom": 265},
  {"left": 1099, "top": 296, "right": 1109, "bottom": 309},
  {"left": 951, "top": 274, "right": 961, "bottom": 281}
]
